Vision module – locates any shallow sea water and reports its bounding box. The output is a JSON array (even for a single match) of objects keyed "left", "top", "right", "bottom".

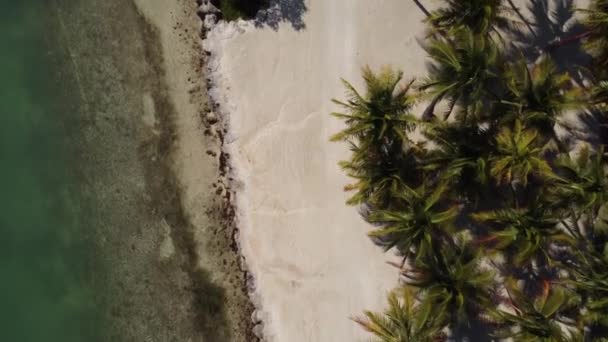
[
  {"left": 0, "top": 0, "right": 243, "bottom": 340},
  {"left": 0, "top": 0, "right": 106, "bottom": 340}
]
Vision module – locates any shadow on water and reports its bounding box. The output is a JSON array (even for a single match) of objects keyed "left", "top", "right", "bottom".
[
  {"left": 191, "top": 270, "right": 230, "bottom": 341},
  {"left": 255, "top": 0, "right": 308, "bottom": 31}
]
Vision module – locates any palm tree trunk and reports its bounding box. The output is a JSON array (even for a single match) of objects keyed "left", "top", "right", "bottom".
[
  {"left": 451, "top": 314, "right": 464, "bottom": 341},
  {"left": 510, "top": 182, "right": 520, "bottom": 209},
  {"left": 546, "top": 30, "right": 592, "bottom": 51},
  {"left": 507, "top": 0, "right": 537, "bottom": 38},
  {"left": 443, "top": 96, "right": 458, "bottom": 121},
  {"left": 412, "top": 0, "right": 431, "bottom": 18},
  {"left": 422, "top": 92, "right": 445, "bottom": 121}
]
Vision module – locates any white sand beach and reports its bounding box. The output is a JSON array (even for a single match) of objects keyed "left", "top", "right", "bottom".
[
  {"left": 129, "top": 0, "right": 595, "bottom": 340},
  {"left": 205, "top": 1, "right": 434, "bottom": 340}
]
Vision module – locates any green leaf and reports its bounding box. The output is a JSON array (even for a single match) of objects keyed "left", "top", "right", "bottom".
[{"left": 540, "top": 289, "right": 565, "bottom": 317}]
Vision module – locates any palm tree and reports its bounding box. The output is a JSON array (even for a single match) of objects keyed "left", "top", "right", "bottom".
[
  {"left": 427, "top": 0, "right": 514, "bottom": 37},
  {"left": 580, "top": 0, "right": 608, "bottom": 67},
  {"left": 542, "top": 0, "right": 607, "bottom": 62},
  {"left": 553, "top": 146, "right": 608, "bottom": 217},
  {"left": 561, "top": 193, "right": 608, "bottom": 338},
  {"left": 331, "top": 66, "right": 417, "bottom": 145},
  {"left": 367, "top": 182, "right": 457, "bottom": 263},
  {"left": 354, "top": 287, "right": 447, "bottom": 342},
  {"left": 329, "top": 2, "right": 608, "bottom": 340},
  {"left": 422, "top": 121, "right": 493, "bottom": 203},
  {"left": 563, "top": 199, "right": 608, "bottom": 338},
  {"left": 490, "top": 120, "right": 553, "bottom": 187},
  {"left": 411, "top": 0, "right": 432, "bottom": 19},
  {"left": 331, "top": 66, "right": 419, "bottom": 208},
  {"left": 421, "top": 29, "right": 500, "bottom": 121},
  {"left": 472, "top": 200, "right": 572, "bottom": 266},
  {"left": 494, "top": 285, "right": 581, "bottom": 341},
  {"left": 591, "top": 80, "right": 608, "bottom": 107},
  {"left": 499, "top": 57, "right": 580, "bottom": 149},
  {"left": 569, "top": 248, "right": 608, "bottom": 337},
  {"left": 402, "top": 240, "right": 496, "bottom": 337},
  {"left": 338, "top": 142, "right": 423, "bottom": 209}
]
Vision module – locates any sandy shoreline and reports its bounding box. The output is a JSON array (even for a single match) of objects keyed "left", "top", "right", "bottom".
[
  {"left": 55, "top": 0, "right": 256, "bottom": 339},
  {"left": 133, "top": 0, "right": 258, "bottom": 340},
  {"left": 204, "top": 1, "right": 436, "bottom": 340}
]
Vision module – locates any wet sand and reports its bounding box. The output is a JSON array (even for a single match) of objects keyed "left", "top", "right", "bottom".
[{"left": 48, "top": 0, "right": 254, "bottom": 340}]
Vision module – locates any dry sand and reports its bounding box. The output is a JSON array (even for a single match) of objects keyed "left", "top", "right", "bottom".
[
  {"left": 202, "top": 0, "right": 597, "bottom": 340},
  {"left": 205, "top": 1, "right": 435, "bottom": 341}
]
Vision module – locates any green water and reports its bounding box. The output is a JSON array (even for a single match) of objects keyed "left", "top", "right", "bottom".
[
  {"left": 0, "top": 1, "right": 244, "bottom": 340},
  {"left": 0, "top": 1, "right": 104, "bottom": 340}
]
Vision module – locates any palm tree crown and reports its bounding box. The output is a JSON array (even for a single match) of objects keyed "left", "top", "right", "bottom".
[
  {"left": 422, "top": 121, "right": 493, "bottom": 201},
  {"left": 490, "top": 120, "right": 553, "bottom": 186},
  {"left": 421, "top": 29, "right": 500, "bottom": 121},
  {"left": 500, "top": 57, "right": 580, "bottom": 141},
  {"left": 581, "top": 0, "right": 608, "bottom": 67},
  {"left": 554, "top": 146, "right": 608, "bottom": 214},
  {"left": 495, "top": 285, "right": 581, "bottom": 341},
  {"left": 367, "top": 182, "right": 457, "bottom": 262},
  {"left": 404, "top": 240, "right": 496, "bottom": 327},
  {"left": 331, "top": 66, "right": 416, "bottom": 145},
  {"left": 591, "top": 81, "right": 608, "bottom": 106},
  {"left": 472, "top": 201, "right": 570, "bottom": 265},
  {"left": 331, "top": 66, "right": 419, "bottom": 208},
  {"left": 428, "top": 0, "right": 513, "bottom": 36},
  {"left": 354, "top": 288, "right": 447, "bottom": 342}
]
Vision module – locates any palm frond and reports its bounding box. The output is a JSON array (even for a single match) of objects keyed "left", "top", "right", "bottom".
[
  {"left": 490, "top": 120, "right": 553, "bottom": 186},
  {"left": 421, "top": 28, "right": 501, "bottom": 121},
  {"left": 354, "top": 287, "right": 448, "bottom": 341}
]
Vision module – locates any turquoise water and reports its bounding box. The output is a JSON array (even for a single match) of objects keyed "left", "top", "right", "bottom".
[{"left": 0, "top": 1, "right": 104, "bottom": 340}]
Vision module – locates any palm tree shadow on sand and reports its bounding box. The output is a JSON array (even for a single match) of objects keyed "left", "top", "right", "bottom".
[
  {"left": 507, "top": 0, "right": 592, "bottom": 84},
  {"left": 255, "top": 0, "right": 308, "bottom": 31},
  {"left": 507, "top": 0, "right": 606, "bottom": 151},
  {"left": 573, "top": 108, "right": 608, "bottom": 147}
]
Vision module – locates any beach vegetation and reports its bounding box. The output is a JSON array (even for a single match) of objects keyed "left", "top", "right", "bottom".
[
  {"left": 331, "top": 0, "right": 608, "bottom": 340},
  {"left": 592, "top": 81, "right": 608, "bottom": 107},
  {"left": 580, "top": 0, "right": 608, "bottom": 68},
  {"left": 354, "top": 287, "right": 447, "bottom": 341},
  {"left": 427, "top": 0, "right": 514, "bottom": 36},
  {"left": 493, "top": 284, "right": 582, "bottom": 341},
  {"left": 402, "top": 238, "right": 496, "bottom": 328},
  {"left": 367, "top": 181, "right": 457, "bottom": 261},
  {"left": 421, "top": 28, "right": 500, "bottom": 121},
  {"left": 331, "top": 66, "right": 419, "bottom": 208},
  {"left": 500, "top": 57, "right": 580, "bottom": 143},
  {"left": 489, "top": 120, "right": 553, "bottom": 186}
]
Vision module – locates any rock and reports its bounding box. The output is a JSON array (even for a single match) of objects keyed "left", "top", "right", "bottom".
[
  {"left": 251, "top": 310, "right": 262, "bottom": 324},
  {"left": 204, "top": 14, "right": 218, "bottom": 29},
  {"left": 205, "top": 111, "right": 218, "bottom": 125},
  {"left": 252, "top": 324, "right": 265, "bottom": 339}
]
